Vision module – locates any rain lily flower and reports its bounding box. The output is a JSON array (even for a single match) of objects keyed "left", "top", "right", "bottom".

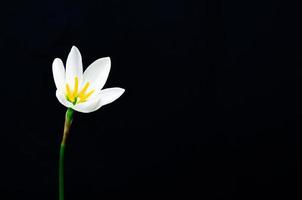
[
  {"left": 52, "top": 46, "right": 125, "bottom": 113},
  {"left": 52, "top": 46, "right": 125, "bottom": 200}
]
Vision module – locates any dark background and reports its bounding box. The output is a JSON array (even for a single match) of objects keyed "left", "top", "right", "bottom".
[{"left": 0, "top": 0, "right": 301, "bottom": 199}]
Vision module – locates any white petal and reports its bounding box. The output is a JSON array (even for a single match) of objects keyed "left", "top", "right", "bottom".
[
  {"left": 83, "top": 57, "right": 111, "bottom": 92},
  {"left": 56, "top": 90, "right": 73, "bottom": 108},
  {"left": 52, "top": 58, "right": 65, "bottom": 92},
  {"left": 73, "top": 94, "right": 103, "bottom": 113},
  {"left": 99, "top": 87, "right": 125, "bottom": 106},
  {"left": 66, "top": 46, "right": 83, "bottom": 88}
]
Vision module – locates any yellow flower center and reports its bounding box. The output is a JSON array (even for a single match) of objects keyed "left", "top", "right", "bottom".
[{"left": 65, "top": 77, "right": 95, "bottom": 105}]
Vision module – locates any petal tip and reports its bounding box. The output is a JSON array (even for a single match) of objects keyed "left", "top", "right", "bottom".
[
  {"left": 120, "top": 88, "right": 125, "bottom": 94},
  {"left": 103, "top": 57, "right": 111, "bottom": 64},
  {"left": 70, "top": 46, "right": 81, "bottom": 55},
  {"left": 52, "top": 58, "right": 62, "bottom": 64},
  {"left": 98, "top": 87, "right": 126, "bottom": 106},
  {"left": 115, "top": 88, "right": 125, "bottom": 100},
  {"left": 71, "top": 45, "right": 78, "bottom": 49}
]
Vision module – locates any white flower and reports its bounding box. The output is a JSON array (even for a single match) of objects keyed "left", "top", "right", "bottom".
[{"left": 52, "top": 46, "right": 125, "bottom": 113}]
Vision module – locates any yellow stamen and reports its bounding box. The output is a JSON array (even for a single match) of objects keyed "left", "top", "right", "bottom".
[
  {"left": 78, "top": 82, "right": 90, "bottom": 99},
  {"left": 66, "top": 84, "right": 74, "bottom": 102},
  {"left": 65, "top": 77, "right": 95, "bottom": 104},
  {"left": 73, "top": 77, "right": 79, "bottom": 98},
  {"left": 78, "top": 89, "right": 95, "bottom": 103}
]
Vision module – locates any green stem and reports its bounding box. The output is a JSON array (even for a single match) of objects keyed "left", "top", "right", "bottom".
[
  {"left": 59, "top": 144, "right": 65, "bottom": 200},
  {"left": 59, "top": 108, "right": 74, "bottom": 200}
]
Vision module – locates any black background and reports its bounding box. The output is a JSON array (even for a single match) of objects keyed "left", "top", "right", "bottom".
[{"left": 0, "top": 0, "right": 301, "bottom": 199}]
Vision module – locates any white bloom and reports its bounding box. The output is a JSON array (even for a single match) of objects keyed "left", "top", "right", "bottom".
[{"left": 52, "top": 46, "right": 125, "bottom": 113}]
